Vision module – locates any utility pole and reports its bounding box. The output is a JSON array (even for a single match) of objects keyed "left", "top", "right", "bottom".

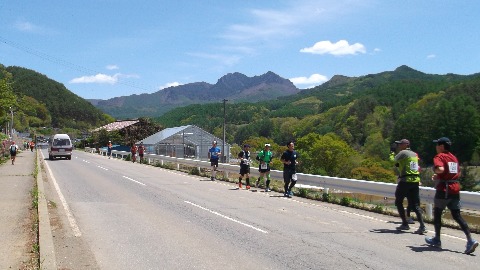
[
  {"left": 222, "top": 99, "right": 228, "bottom": 163},
  {"left": 9, "top": 107, "right": 13, "bottom": 139}
]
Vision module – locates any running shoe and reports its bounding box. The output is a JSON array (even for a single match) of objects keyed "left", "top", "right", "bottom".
[
  {"left": 414, "top": 226, "right": 427, "bottom": 235},
  {"left": 265, "top": 188, "right": 271, "bottom": 192},
  {"left": 255, "top": 180, "right": 259, "bottom": 188},
  {"left": 465, "top": 239, "right": 479, "bottom": 254},
  {"left": 288, "top": 190, "right": 293, "bottom": 196},
  {"left": 211, "top": 176, "right": 214, "bottom": 181},
  {"left": 425, "top": 236, "right": 442, "bottom": 248},
  {"left": 246, "top": 185, "right": 250, "bottom": 190},
  {"left": 396, "top": 224, "right": 410, "bottom": 231},
  {"left": 407, "top": 217, "right": 415, "bottom": 224},
  {"left": 284, "top": 192, "right": 291, "bottom": 198}
]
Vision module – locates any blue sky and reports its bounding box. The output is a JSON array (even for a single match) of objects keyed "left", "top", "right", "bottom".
[{"left": 1, "top": 1, "right": 479, "bottom": 100}]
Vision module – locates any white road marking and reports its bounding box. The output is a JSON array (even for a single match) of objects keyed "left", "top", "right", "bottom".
[
  {"left": 122, "top": 176, "right": 146, "bottom": 186},
  {"left": 184, "top": 200, "right": 268, "bottom": 234},
  {"left": 79, "top": 152, "right": 467, "bottom": 242},
  {"left": 97, "top": 165, "right": 108, "bottom": 170},
  {"left": 42, "top": 154, "right": 82, "bottom": 237}
]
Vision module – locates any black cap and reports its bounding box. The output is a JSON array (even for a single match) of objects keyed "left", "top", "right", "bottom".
[
  {"left": 394, "top": 139, "right": 410, "bottom": 145},
  {"left": 433, "top": 137, "right": 451, "bottom": 145},
  {"left": 244, "top": 144, "right": 250, "bottom": 148}
]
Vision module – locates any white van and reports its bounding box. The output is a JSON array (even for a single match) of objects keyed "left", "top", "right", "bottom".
[{"left": 48, "top": 134, "right": 73, "bottom": 160}]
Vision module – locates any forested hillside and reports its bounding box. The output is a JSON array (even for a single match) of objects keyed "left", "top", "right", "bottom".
[
  {"left": 4, "top": 65, "right": 113, "bottom": 131},
  {"left": 156, "top": 66, "right": 480, "bottom": 185},
  {"left": 0, "top": 65, "right": 113, "bottom": 135}
]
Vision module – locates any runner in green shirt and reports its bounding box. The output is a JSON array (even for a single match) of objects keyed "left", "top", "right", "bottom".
[{"left": 256, "top": 143, "right": 273, "bottom": 191}]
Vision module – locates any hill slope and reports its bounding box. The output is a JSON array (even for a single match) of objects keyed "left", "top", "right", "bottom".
[{"left": 6, "top": 66, "right": 112, "bottom": 129}]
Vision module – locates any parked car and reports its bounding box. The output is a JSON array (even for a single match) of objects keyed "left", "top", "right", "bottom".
[{"left": 48, "top": 134, "right": 73, "bottom": 160}]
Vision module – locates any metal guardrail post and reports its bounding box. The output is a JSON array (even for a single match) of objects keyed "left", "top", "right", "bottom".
[{"left": 426, "top": 204, "right": 433, "bottom": 220}]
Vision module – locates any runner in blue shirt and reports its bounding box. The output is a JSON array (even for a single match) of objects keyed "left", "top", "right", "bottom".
[{"left": 208, "top": 141, "right": 221, "bottom": 181}]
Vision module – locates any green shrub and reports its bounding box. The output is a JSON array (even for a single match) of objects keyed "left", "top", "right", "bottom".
[
  {"left": 340, "top": 197, "right": 352, "bottom": 206},
  {"left": 189, "top": 167, "right": 200, "bottom": 176},
  {"left": 298, "top": 188, "right": 308, "bottom": 197},
  {"left": 372, "top": 204, "right": 384, "bottom": 213}
]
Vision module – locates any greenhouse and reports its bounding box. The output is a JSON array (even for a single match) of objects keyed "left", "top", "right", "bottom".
[{"left": 138, "top": 125, "right": 231, "bottom": 162}]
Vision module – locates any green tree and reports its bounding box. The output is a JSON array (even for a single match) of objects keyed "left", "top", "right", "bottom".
[{"left": 297, "top": 133, "right": 360, "bottom": 177}]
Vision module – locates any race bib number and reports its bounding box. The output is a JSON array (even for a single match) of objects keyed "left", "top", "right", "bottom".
[
  {"left": 409, "top": 161, "right": 419, "bottom": 171},
  {"left": 261, "top": 163, "right": 267, "bottom": 170},
  {"left": 448, "top": 162, "right": 458, "bottom": 173},
  {"left": 292, "top": 174, "right": 297, "bottom": 181}
]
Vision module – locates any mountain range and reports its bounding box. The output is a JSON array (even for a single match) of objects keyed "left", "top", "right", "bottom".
[{"left": 88, "top": 71, "right": 299, "bottom": 119}]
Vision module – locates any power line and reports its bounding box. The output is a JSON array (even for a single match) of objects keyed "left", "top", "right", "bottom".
[{"left": 0, "top": 35, "right": 155, "bottom": 92}]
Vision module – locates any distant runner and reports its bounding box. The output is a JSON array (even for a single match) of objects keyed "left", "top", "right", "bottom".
[{"left": 208, "top": 140, "right": 221, "bottom": 181}]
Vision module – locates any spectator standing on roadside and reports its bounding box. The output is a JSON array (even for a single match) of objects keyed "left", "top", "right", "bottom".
[
  {"left": 238, "top": 144, "right": 251, "bottom": 189},
  {"left": 280, "top": 141, "right": 299, "bottom": 198},
  {"left": 208, "top": 140, "right": 221, "bottom": 181},
  {"left": 29, "top": 141, "right": 34, "bottom": 152},
  {"left": 130, "top": 143, "right": 137, "bottom": 163},
  {"left": 425, "top": 137, "right": 478, "bottom": 254},
  {"left": 138, "top": 142, "right": 145, "bottom": 163},
  {"left": 107, "top": 141, "right": 112, "bottom": 159},
  {"left": 389, "top": 139, "right": 426, "bottom": 234},
  {"left": 9, "top": 141, "right": 19, "bottom": 165},
  {"left": 256, "top": 143, "right": 273, "bottom": 191}
]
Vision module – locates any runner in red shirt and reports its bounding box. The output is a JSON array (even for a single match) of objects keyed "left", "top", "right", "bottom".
[
  {"left": 138, "top": 142, "right": 145, "bottom": 163},
  {"left": 130, "top": 143, "right": 137, "bottom": 163},
  {"left": 425, "top": 137, "right": 478, "bottom": 254}
]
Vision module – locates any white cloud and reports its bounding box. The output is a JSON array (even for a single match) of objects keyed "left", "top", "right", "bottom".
[
  {"left": 427, "top": 54, "right": 436, "bottom": 59},
  {"left": 70, "top": 74, "right": 118, "bottom": 84},
  {"left": 69, "top": 73, "right": 138, "bottom": 84},
  {"left": 13, "top": 19, "right": 54, "bottom": 35},
  {"left": 106, "top": 65, "right": 119, "bottom": 70},
  {"left": 300, "top": 40, "right": 366, "bottom": 56},
  {"left": 159, "top": 82, "right": 182, "bottom": 90},
  {"left": 14, "top": 21, "right": 38, "bottom": 32},
  {"left": 290, "top": 73, "right": 328, "bottom": 87}
]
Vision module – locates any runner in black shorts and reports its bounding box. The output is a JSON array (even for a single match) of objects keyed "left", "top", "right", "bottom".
[
  {"left": 257, "top": 143, "right": 273, "bottom": 191},
  {"left": 208, "top": 141, "right": 221, "bottom": 180},
  {"left": 238, "top": 144, "right": 251, "bottom": 189}
]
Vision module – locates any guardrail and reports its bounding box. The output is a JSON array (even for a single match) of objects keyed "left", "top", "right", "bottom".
[{"left": 85, "top": 147, "right": 480, "bottom": 211}]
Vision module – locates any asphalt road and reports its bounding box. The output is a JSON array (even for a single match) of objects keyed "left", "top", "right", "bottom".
[{"left": 40, "top": 149, "right": 480, "bottom": 269}]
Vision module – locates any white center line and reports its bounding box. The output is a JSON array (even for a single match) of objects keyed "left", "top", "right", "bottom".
[
  {"left": 184, "top": 200, "right": 268, "bottom": 234},
  {"left": 122, "top": 176, "right": 146, "bottom": 186}
]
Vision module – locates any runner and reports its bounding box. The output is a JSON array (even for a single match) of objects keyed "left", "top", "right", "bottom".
[
  {"left": 130, "top": 143, "right": 137, "bottom": 163},
  {"left": 138, "top": 142, "right": 145, "bottom": 163},
  {"left": 425, "top": 137, "right": 478, "bottom": 254},
  {"left": 9, "top": 141, "right": 19, "bottom": 165},
  {"left": 389, "top": 139, "right": 426, "bottom": 233},
  {"left": 107, "top": 141, "right": 112, "bottom": 159},
  {"left": 256, "top": 143, "right": 273, "bottom": 191},
  {"left": 238, "top": 144, "right": 251, "bottom": 189},
  {"left": 281, "top": 141, "right": 299, "bottom": 197},
  {"left": 208, "top": 140, "right": 221, "bottom": 181}
]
